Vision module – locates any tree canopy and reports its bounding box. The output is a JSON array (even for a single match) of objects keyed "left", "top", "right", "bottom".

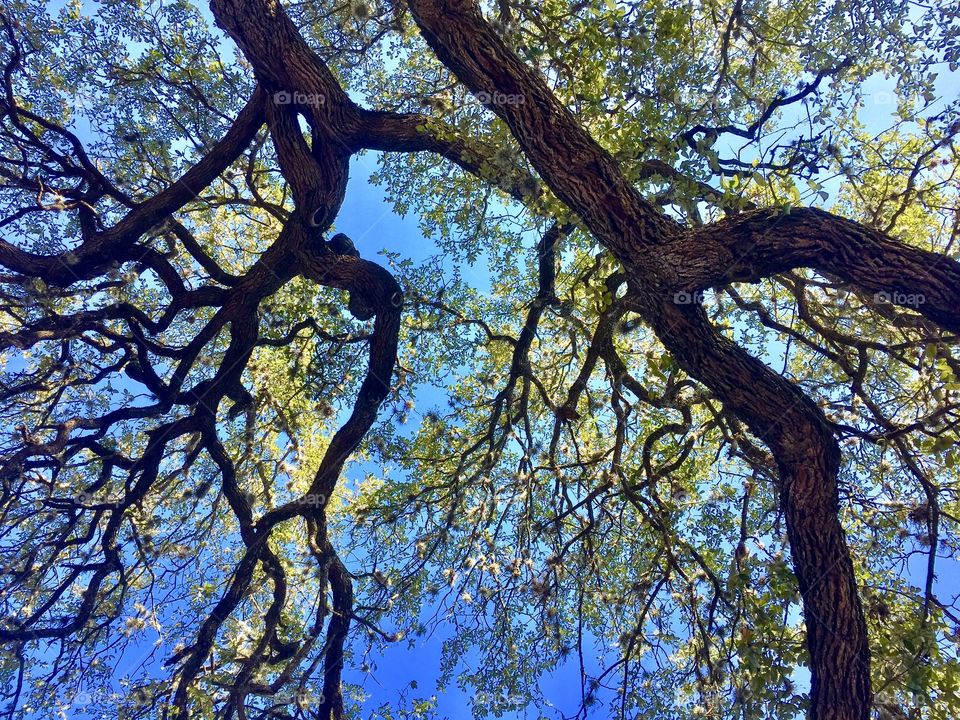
[{"left": 0, "top": 1, "right": 959, "bottom": 719}]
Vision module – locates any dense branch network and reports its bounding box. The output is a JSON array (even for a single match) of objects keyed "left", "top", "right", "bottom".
[{"left": 0, "top": 1, "right": 958, "bottom": 720}]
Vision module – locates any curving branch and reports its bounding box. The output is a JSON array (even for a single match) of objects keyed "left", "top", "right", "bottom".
[
  {"left": 0, "top": 82, "right": 266, "bottom": 285},
  {"left": 671, "top": 207, "right": 960, "bottom": 333}
]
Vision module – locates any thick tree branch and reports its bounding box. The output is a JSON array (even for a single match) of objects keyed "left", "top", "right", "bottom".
[
  {"left": 0, "top": 87, "right": 266, "bottom": 285},
  {"left": 673, "top": 207, "right": 960, "bottom": 333}
]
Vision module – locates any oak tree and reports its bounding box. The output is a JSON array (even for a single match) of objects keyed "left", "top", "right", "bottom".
[{"left": 0, "top": 1, "right": 958, "bottom": 719}]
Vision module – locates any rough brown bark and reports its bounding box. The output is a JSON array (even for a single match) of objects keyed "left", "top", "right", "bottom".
[
  {"left": 676, "top": 207, "right": 960, "bottom": 334},
  {"left": 0, "top": 86, "right": 267, "bottom": 285},
  {"left": 648, "top": 301, "right": 871, "bottom": 720}
]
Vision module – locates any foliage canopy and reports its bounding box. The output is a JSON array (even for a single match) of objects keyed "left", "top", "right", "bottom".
[{"left": 0, "top": 1, "right": 959, "bottom": 719}]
